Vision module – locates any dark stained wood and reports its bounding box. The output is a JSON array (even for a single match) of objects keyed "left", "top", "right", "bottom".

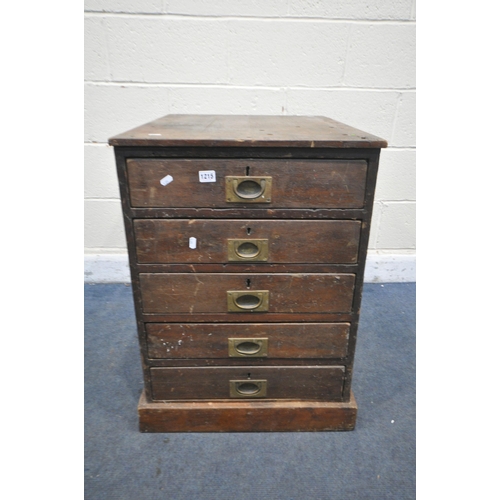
[
  {"left": 146, "top": 322, "right": 350, "bottom": 359},
  {"left": 150, "top": 366, "right": 345, "bottom": 401},
  {"left": 130, "top": 207, "right": 366, "bottom": 220},
  {"left": 137, "top": 263, "right": 359, "bottom": 274},
  {"left": 134, "top": 219, "right": 361, "bottom": 264},
  {"left": 139, "top": 273, "right": 355, "bottom": 314},
  {"left": 115, "top": 144, "right": 383, "bottom": 160},
  {"left": 341, "top": 149, "right": 382, "bottom": 395},
  {"left": 143, "top": 358, "right": 350, "bottom": 368},
  {"left": 138, "top": 389, "right": 357, "bottom": 432},
  {"left": 109, "top": 114, "right": 387, "bottom": 148},
  {"left": 126, "top": 159, "right": 367, "bottom": 209},
  {"left": 111, "top": 114, "right": 386, "bottom": 431},
  {"left": 142, "top": 312, "right": 353, "bottom": 323}
]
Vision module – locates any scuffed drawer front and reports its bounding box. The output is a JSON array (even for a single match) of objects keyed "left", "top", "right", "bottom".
[
  {"left": 127, "top": 159, "right": 367, "bottom": 209},
  {"left": 146, "top": 323, "right": 350, "bottom": 359},
  {"left": 139, "top": 273, "right": 355, "bottom": 314},
  {"left": 150, "top": 366, "right": 345, "bottom": 401},
  {"left": 134, "top": 219, "right": 361, "bottom": 264}
]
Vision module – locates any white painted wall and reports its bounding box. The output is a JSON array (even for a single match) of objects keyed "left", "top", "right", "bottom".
[{"left": 84, "top": 0, "right": 416, "bottom": 282}]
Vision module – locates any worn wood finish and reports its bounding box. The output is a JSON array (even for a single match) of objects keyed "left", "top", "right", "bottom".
[
  {"left": 109, "top": 114, "right": 387, "bottom": 149},
  {"left": 146, "top": 322, "right": 350, "bottom": 359},
  {"left": 110, "top": 114, "right": 386, "bottom": 432},
  {"left": 142, "top": 312, "right": 353, "bottom": 323},
  {"left": 139, "top": 273, "right": 355, "bottom": 314},
  {"left": 138, "top": 389, "right": 357, "bottom": 432},
  {"left": 127, "top": 159, "right": 367, "bottom": 209},
  {"left": 137, "top": 263, "right": 360, "bottom": 274},
  {"left": 150, "top": 366, "right": 345, "bottom": 401},
  {"left": 130, "top": 207, "right": 366, "bottom": 220},
  {"left": 142, "top": 358, "right": 350, "bottom": 368},
  {"left": 116, "top": 145, "right": 382, "bottom": 161},
  {"left": 134, "top": 219, "right": 361, "bottom": 264}
]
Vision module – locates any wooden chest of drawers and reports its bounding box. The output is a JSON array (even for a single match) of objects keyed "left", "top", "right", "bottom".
[{"left": 109, "top": 114, "right": 387, "bottom": 432}]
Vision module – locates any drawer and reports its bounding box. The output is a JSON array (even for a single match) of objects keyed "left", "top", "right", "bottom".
[
  {"left": 134, "top": 219, "right": 361, "bottom": 264},
  {"left": 139, "top": 273, "right": 355, "bottom": 314},
  {"left": 127, "top": 159, "right": 367, "bottom": 208},
  {"left": 150, "top": 366, "right": 345, "bottom": 401},
  {"left": 146, "top": 323, "right": 350, "bottom": 359}
]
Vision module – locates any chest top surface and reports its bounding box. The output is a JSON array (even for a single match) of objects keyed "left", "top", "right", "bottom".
[{"left": 108, "top": 114, "right": 387, "bottom": 149}]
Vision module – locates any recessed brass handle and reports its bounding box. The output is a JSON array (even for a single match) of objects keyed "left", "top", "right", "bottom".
[
  {"left": 229, "top": 380, "right": 267, "bottom": 398},
  {"left": 225, "top": 176, "right": 272, "bottom": 203},
  {"left": 227, "top": 239, "right": 269, "bottom": 262},
  {"left": 227, "top": 290, "right": 269, "bottom": 312},
  {"left": 228, "top": 338, "right": 269, "bottom": 357}
]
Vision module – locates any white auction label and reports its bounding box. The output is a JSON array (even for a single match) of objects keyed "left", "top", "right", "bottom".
[
  {"left": 198, "top": 170, "right": 216, "bottom": 183},
  {"left": 189, "top": 237, "right": 197, "bottom": 249},
  {"left": 160, "top": 174, "right": 173, "bottom": 186}
]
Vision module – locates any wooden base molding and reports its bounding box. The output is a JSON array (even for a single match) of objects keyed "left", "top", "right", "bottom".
[{"left": 137, "top": 390, "right": 357, "bottom": 432}]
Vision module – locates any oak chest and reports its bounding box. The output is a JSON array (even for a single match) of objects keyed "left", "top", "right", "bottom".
[{"left": 109, "top": 114, "right": 387, "bottom": 432}]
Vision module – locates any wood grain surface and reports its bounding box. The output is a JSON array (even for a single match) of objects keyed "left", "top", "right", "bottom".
[
  {"left": 139, "top": 273, "right": 355, "bottom": 314},
  {"left": 127, "top": 158, "right": 367, "bottom": 208},
  {"left": 138, "top": 389, "right": 358, "bottom": 432},
  {"left": 150, "top": 366, "right": 345, "bottom": 401},
  {"left": 111, "top": 114, "right": 385, "bottom": 430},
  {"left": 134, "top": 219, "right": 361, "bottom": 264},
  {"left": 146, "top": 322, "right": 350, "bottom": 359},
  {"left": 109, "top": 114, "right": 387, "bottom": 148}
]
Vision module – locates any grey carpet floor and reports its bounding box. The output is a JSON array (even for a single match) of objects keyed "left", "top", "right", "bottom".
[{"left": 85, "top": 282, "right": 415, "bottom": 500}]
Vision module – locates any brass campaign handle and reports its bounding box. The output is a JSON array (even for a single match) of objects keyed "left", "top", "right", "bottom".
[
  {"left": 228, "top": 338, "right": 269, "bottom": 357},
  {"left": 225, "top": 176, "right": 272, "bottom": 203},
  {"left": 227, "top": 291, "right": 269, "bottom": 312},
  {"left": 233, "top": 178, "right": 266, "bottom": 199},
  {"left": 227, "top": 239, "right": 269, "bottom": 262},
  {"left": 229, "top": 380, "right": 267, "bottom": 398}
]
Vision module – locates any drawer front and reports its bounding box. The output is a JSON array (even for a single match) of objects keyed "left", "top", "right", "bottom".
[
  {"left": 150, "top": 366, "right": 345, "bottom": 401},
  {"left": 146, "top": 323, "right": 350, "bottom": 359},
  {"left": 134, "top": 219, "right": 361, "bottom": 264},
  {"left": 127, "top": 159, "right": 367, "bottom": 208},
  {"left": 139, "top": 273, "right": 355, "bottom": 314}
]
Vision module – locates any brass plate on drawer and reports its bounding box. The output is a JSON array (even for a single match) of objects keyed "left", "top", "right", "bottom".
[
  {"left": 225, "top": 176, "right": 272, "bottom": 203},
  {"left": 227, "top": 239, "right": 269, "bottom": 262},
  {"left": 228, "top": 338, "right": 269, "bottom": 357},
  {"left": 229, "top": 380, "right": 267, "bottom": 398},
  {"left": 227, "top": 290, "right": 269, "bottom": 312}
]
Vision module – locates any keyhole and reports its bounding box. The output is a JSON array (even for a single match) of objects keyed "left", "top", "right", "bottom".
[
  {"left": 247, "top": 373, "right": 251, "bottom": 379},
  {"left": 246, "top": 166, "right": 250, "bottom": 176},
  {"left": 246, "top": 279, "right": 251, "bottom": 289},
  {"left": 247, "top": 227, "right": 251, "bottom": 235}
]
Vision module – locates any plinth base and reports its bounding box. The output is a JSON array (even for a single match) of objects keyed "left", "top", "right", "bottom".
[{"left": 138, "top": 390, "right": 357, "bottom": 432}]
